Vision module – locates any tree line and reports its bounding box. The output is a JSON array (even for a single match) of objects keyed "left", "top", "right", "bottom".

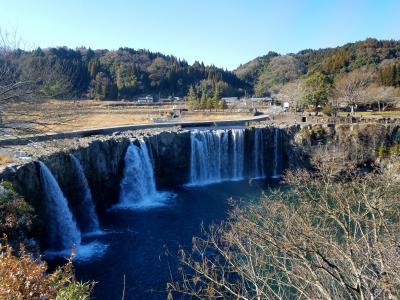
[
  {"left": 235, "top": 38, "right": 400, "bottom": 113},
  {"left": 2, "top": 46, "right": 250, "bottom": 101},
  {"left": 186, "top": 85, "right": 228, "bottom": 110}
]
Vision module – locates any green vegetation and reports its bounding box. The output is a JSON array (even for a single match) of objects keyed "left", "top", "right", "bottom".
[
  {"left": 378, "top": 144, "right": 400, "bottom": 157},
  {"left": 235, "top": 38, "right": 400, "bottom": 110},
  {"left": 3, "top": 38, "right": 400, "bottom": 109},
  {"left": 0, "top": 182, "right": 35, "bottom": 244},
  {"left": 300, "top": 38, "right": 400, "bottom": 83},
  {"left": 187, "top": 84, "right": 227, "bottom": 110},
  {"left": 301, "top": 71, "right": 332, "bottom": 111},
  {"left": 0, "top": 183, "right": 94, "bottom": 299},
  {"left": 7, "top": 47, "right": 249, "bottom": 100}
]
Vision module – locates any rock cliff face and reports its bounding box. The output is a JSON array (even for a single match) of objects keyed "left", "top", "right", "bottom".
[
  {"left": 1, "top": 124, "right": 399, "bottom": 247},
  {"left": 1, "top": 130, "right": 192, "bottom": 218},
  {"left": 4, "top": 124, "right": 399, "bottom": 209},
  {"left": 284, "top": 123, "right": 400, "bottom": 170},
  {"left": 147, "top": 131, "right": 191, "bottom": 188}
]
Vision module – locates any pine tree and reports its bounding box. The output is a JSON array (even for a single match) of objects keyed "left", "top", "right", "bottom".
[
  {"left": 88, "top": 59, "right": 99, "bottom": 79},
  {"left": 218, "top": 99, "right": 227, "bottom": 110},
  {"left": 212, "top": 86, "right": 221, "bottom": 111},
  {"left": 213, "top": 85, "right": 221, "bottom": 101},
  {"left": 200, "top": 91, "right": 207, "bottom": 110},
  {"left": 187, "top": 85, "right": 198, "bottom": 110},
  {"left": 206, "top": 98, "right": 214, "bottom": 110}
]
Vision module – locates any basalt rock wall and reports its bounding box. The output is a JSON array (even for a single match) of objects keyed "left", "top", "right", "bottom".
[{"left": 2, "top": 123, "right": 399, "bottom": 245}]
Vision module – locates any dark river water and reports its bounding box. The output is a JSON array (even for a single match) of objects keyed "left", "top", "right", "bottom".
[{"left": 73, "top": 178, "right": 279, "bottom": 299}]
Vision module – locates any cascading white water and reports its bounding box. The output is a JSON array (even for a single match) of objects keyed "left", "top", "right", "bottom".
[
  {"left": 189, "top": 129, "right": 229, "bottom": 185},
  {"left": 272, "top": 128, "right": 281, "bottom": 178},
  {"left": 231, "top": 129, "right": 245, "bottom": 179},
  {"left": 189, "top": 128, "right": 275, "bottom": 186},
  {"left": 252, "top": 128, "right": 265, "bottom": 178},
  {"left": 39, "top": 161, "right": 81, "bottom": 251},
  {"left": 189, "top": 128, "right": 250, "bottom": 185},
  {"left": 118, "top": 140, "right": 168, "bottom": 208},
  {"left": 69, "top": 154, "right": 100, "bottom": 233}
]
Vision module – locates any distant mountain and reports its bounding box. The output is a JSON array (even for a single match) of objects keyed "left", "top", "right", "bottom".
[
  {"left": 16, "top": 47, "right": 250, "bottom": 100},
  {"left": 234, "top": 38, "right": 400, "bottom": 96},
  {"left": 6, "top": 39, "right": 400, "bottom": 101}
]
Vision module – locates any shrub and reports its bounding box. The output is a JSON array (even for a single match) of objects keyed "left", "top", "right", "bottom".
[
  {"left": 0, "top": 238, "right": 94, "bottom": 300},
  {"left": 378, "top": 144, "right": 400, "bottom": 158},
  {"left": 0, "top": 182, "right": 35, "bottom": 244},
  {"left": 322, "top": 102, "right": 334, "bottom": 116},
  {"left": 169, "top": 162, "right": 400, "bottom": 299}
]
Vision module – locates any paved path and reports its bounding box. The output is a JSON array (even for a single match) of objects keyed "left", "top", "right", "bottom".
[{"left": 0, "top": 115, "right": 270, "bottom": 147}]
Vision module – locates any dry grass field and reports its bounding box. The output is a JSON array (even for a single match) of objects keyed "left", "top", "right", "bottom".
[
  {"left": 2, "top": 100, "right": 252, "bottom": 135},
  {"left": 0, "top": 152, "right": 17, "bottom": 165}
]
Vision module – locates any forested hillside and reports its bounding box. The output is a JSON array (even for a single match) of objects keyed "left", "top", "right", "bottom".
[
  {"left": 235, "top": 38, "right": 400, "bottom": 98},
  {"left": 10, "top": 47, "right": 250, "bottom": 100},
  {"left": 3, "top": 38, "right": 400, "bottom": 105}
]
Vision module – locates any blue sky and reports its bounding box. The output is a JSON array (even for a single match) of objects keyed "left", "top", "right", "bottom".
[{"left": 1, "top": 0, "right": 399, "bottom": 70}]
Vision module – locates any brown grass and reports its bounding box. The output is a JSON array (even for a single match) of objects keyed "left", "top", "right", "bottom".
[
  {"left": 0, "top": 153, "right": 17, "bottom": 166},
  {"left": 3, "top": 100, "right": 253, "bottom": 134},
  {"left": 0, "top": 241, "right": 94, "bottom": 299}
]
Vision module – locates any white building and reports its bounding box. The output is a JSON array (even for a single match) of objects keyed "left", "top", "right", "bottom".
[{"left": 137, "top": 95, "right": 154, "bottom": 103}]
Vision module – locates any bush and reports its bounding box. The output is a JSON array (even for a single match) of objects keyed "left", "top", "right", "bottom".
[
  {"left": 322, "top": 102, "right": 334, "bottom": 116},
  {"left": 169, "top": 162, "right": 400, "bottom": 299},
  {"left": 0, "top": 238, "right": 94, "bottom": 300},
  {"left": 0, "top": 182, "right": 35, "bottom": 244},
  {"left": 378, "top": 144, "right": 400, "bottom": 158}
]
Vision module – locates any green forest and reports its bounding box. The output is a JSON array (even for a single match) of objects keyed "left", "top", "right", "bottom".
[
  {"left": 8, "top": 47, "right": 250, "bottom": 100},
  {"left": 4, "top": 38, "right": 400, "bottom": 102},
  {"left": 235, "top": 38, "right": 400, "bottom": 97},
  {"left": 234, "top": 38, "right": 400, "bottom": 94}
]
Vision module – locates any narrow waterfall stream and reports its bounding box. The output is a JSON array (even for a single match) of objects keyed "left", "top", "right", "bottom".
[
  {"left": 118, "top": 140, "right": 172, "bottom": 209},
  {"left": 231, "top": 129, "right": 245, "bottom": 179},
  {"left": 69, "top": 154, "right": 100, "bottom": 233},
  {"left": 272, "top": 127, "right": 282, "bottom": 178},
  {"left": 39, "top": 161, "right": 81, "bottom": 251},
  {"left": 253, "top": 128, "right": 265, "bottom": 178}
]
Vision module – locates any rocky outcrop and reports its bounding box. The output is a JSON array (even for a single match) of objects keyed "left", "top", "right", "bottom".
[
  {"left": 147, "top": 131, "right": 191, "bottom": 188},
  {"left": 282, "top": 123, "right": 400, "bottom": 169},
  {"left": 1, "top": 129, "right": 192, "bottom": 215},
  {"left": 2, "top": 123, "right": 399, "bottom": 248}
]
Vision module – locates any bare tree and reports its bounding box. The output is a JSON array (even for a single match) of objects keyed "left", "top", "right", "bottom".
[
  {"left": 366, "top": 84, "right": 400, "bottom": 112},
  {"left": 168, "top": 161, "right": 400, "bottom": 299},
  {"left": 0, "top": 28, "right": 80, "bottom": 136},
  {"left": 255, "top": 55, "right": 306, "bottom": 96},
  {"left": 335, "top": 69, "right": 375, "bottom": 114},
  {"left": 276, "top": 78, "right": 304, "bottom": 111},
  {"left": 0, "top": 28, "right": 32, "bottom": 105}
]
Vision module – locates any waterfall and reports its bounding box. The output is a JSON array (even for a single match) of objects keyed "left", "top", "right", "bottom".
[
  {"left": 272, "top": 128, "right": 281, "bottom": 178},
  {"left": 39, "top": 162, "right": 81, "bottom": 251},
  {"left": 252, "top": 128, "right": 265, "bottom": 178},
  {"left": 118, "top": 140, "right": 168, "bottom": 208},
  {"left": 189, "top": 128, "right": 247, "bottom": 185},
  {"left": 189, "top": 129, "right": 229, "bottom": 185},
  {"left": 231, "top": 129, "right": 245, "bottom": 179},
  {"left": 69, "top": 154, "right": 100, "bottom": 233},
  {"left": 189, "top": 127, "right": 285, "bottom": 185}
]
